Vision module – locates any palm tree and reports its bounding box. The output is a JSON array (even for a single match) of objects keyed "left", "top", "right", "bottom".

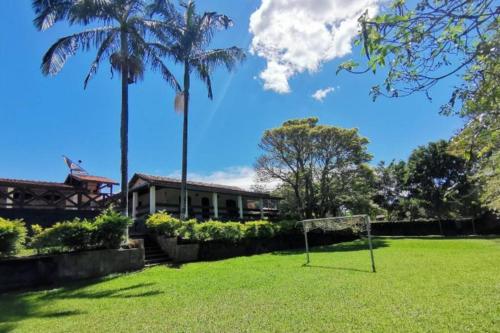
[
  {"left": 148, "top": 0, "right": 245, "bottom": 219},
  {"left": 33, "top": 0, "right": 180, "bottom": 214}
]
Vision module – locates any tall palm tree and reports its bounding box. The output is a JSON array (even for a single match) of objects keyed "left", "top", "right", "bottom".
[
  {"left": 33, "top": 0, "right": 180, "bottom": 214},
  {"left": 148, "top": 0, "right": 245, "bottom": 219}
]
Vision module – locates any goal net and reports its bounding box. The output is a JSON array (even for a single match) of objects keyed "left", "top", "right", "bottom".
[{"left": 298, "top": 215, "right": 376, "bottom": 272}]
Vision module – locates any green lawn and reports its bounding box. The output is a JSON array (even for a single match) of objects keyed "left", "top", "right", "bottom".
[{"left": 1, "top": 237, "right": 499, "bottom": 332}]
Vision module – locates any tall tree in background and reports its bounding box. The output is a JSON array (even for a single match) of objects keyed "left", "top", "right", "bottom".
[
  {"left": 33, "top": 0, "right": 180, "bottom": 214},
  {"left": 373, "top": 160, "right": 408, "bottom": 220},
  {"left": 256, "top": 118, "right": 373, "bottom": 219},
  {"left": 339, "top": 0, "right": 499, "bottom": 213},
  {"left": 406, "top": 140, "right": 478, "bottom": 220},
  {"left": 148, "top": 0, "right": 245, "bottom": 219}
]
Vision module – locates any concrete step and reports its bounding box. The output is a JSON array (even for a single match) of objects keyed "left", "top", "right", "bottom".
[{"left": 145, "top": 258, "right": 171, "bottom": 266}]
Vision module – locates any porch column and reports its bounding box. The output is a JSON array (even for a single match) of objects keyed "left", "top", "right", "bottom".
[
  {"left": 212, "top": 192, "right": 219, "bottom": 219},
  {"left": 5, "top": 187, "right": 12, "bottom": 208},
  {"left": 149, "top": 186, "right": 156, "bottom": 214},
  {"left": 238, "top": 195, "right": 244, "bottom": 219},
  {"left": 132, "top": 191, "right": 138, "bottom": 220},
  {"left": 260, "top": 198, "right": 264, "bottom": 219}
]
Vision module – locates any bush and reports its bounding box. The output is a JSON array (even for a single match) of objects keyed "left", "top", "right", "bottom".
[
  {"left": 31, "top": 219, "right": 95, "bottom": 252},
  {"left": 243, "top": 220, "right": 275, "bottom": 238},
  {"left": 272, "top": 220, "right": 299, "bottom": 234},
  {"left": 93, "top": 209, "right": 132, "bottom": 249},
  {"left": 0, "top": 218, "right": 27, "bottom": 256},
  {"left": 178, "top": 219, "right": 199, "bottom": 241},
  {"left": 195, "top": 221, "right": 243, "bottom": 242},
  {"left": 30, "top": 209, "right": 131, "bottom": 253},
  {"left": 146, "top": 211, "right": 182, "bottom": 237}
]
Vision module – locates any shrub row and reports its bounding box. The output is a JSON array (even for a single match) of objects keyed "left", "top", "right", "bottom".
[
  {"left": 146, "top": 211, "right": 299, "bottom": 242},
  {"left": 0, "top": 217, "right": 27, "bottom": 256},
  {"left": 31, "top": 209, "right": 132, "bottom": 253}
]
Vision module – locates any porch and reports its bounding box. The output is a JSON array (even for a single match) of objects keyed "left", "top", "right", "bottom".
[{"left": 128, "top": 173, "right": 279, "bottom": 222}]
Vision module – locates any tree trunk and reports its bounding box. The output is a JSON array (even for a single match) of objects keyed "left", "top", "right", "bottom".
[
  {"left": 180, "top": 60, "right": 190, "bottom": 220},
  {"left": 120, "top": 29, "right": 129, "bottom": 216}
]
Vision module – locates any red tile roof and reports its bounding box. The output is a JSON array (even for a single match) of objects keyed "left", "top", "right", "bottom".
[{"left": 69, "top": 174, "right": 118, "bottom": 185}]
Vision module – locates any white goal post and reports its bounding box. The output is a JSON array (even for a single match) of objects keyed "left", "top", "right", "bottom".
[{"left": 298, "top": 215, "right": 376, "bottom": 273}]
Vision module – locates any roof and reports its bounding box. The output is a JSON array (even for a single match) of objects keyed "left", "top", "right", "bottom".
[
  {"left": 67, "top": 174, "right": 118, "bottom": 185},
  {"left": 0, "top": 178, "right": 73, "bottom": 189},
  {"left": 129, "top": 173, "right": 277, "bottom": 198}
]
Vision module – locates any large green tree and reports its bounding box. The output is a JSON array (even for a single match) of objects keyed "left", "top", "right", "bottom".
[
  {"left": 256, "top": 118, "right": 373, "bottom": 219},
  {"left": 33, "top": 0, "right": 180, "bottom": 213},
  {"left": 406, "top": 140, "right": 479, "bottom": 219},
  {"left": 148, "top": 0, "right": 245, "bottom": 219}
]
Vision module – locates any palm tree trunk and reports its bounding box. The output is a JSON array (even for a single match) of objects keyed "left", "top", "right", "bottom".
[
  {"left": 180, "top": 60, "right": 190, "bottom": 220},
  {"left": 120, "top": 29, "right": 129, "bottom": 216}
]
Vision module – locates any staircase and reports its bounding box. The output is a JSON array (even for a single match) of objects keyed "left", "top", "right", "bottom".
[{"left": 132, "top": 234, "right": 171, "bottom": 267}]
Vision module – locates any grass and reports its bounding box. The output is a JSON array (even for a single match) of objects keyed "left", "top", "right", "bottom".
[{"left": 1, "top": 237, "right": 499, "bottom": 332}]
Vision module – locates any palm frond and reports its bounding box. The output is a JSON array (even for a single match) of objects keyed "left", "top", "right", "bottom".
[
  {"left": 33, "top": 0, "right": 115, "bottom": 31},
  {"left": 41, "top": 26, "right": 116, "bottom": 76},
  {"left": 191, "top": 47, "right": 246, "bottom": 72},
  {"left": 193, "top": 62, "right": 213, "bottom": 99},
  {"left": 84, "top": 28, "right": 119, "bottom": 88}
]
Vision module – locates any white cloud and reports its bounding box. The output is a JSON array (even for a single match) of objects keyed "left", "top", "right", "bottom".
[
  {"left": 168, "top": 166, "right": 279, "bottom": 191},
  {"left": 249, "top": 0, "right": 380, "bottom": 93},
  {"left": 312, "top": 86, "right": 335, "bottom": 102}
]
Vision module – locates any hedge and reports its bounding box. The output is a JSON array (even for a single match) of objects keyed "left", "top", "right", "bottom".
[
  {"left": 146, "top": 212, "right": 300, "bottom": 242},
  {"left": 31, "top": 209, "right": 132, "bottom": 253},
  {"left": 0, "top": 218, "right": 27, "bottom": 256}
]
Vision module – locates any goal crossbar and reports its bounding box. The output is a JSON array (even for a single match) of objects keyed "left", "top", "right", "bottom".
[{"left": 298, "top": 215, "right": 376, "bottom": 273}]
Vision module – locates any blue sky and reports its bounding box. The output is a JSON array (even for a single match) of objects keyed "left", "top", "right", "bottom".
[{"left": 0, "top": 0, "right": 464, "bottom": 188}]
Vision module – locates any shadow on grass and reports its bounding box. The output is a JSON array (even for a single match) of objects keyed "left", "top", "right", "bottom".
[
  {"left": 0, "top": 277, "right": 163, "bottom": 332},
  {"left": 302, "top": 264, "right": 372, "bottom": 273},
  {"left": 272, "top": 238, "right": 389, "bottom": 256}
]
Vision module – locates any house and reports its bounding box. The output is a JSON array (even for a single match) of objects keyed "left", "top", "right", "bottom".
[
  {"left": 0, "top": 173, "right": 118, "bottom": 226},
  {"left": 128, "top": 173, "right": 280, "bottom": 222}
]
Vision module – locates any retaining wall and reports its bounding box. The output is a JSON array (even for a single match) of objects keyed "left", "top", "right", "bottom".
[{"left": 0, "top": 247, "right": 144, "bottom": 292}]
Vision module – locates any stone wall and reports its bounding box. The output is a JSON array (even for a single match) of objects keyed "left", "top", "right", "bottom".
[{"left": 0, "top": 248, "right": 144, "bottom": 292}]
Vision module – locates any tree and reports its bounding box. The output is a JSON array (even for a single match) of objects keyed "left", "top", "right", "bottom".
[
  {"left": 148, "top": 0, "right": 245, "bottom": 219},
  {"left": 256, "top": 118, "right": 373, "bottom": 219},
  {"left": 339, "top": 0, "right": 499, "bottom": 213},
  {"left": 406, "top": 140, "right": 478, "bottom": 219},
  {"left": 373, "top": 160, "right": 408, "bottom": 220},
  {"left": 339, "top": 0, "right": 498, "bottom": 105},
  {"left": 33, "top": 0, "right": 180, "bottom": 214}
]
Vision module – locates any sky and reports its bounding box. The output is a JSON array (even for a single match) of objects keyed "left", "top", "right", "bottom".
[{"left": 0, "top": 0, "right": 464, "bottom": 189}]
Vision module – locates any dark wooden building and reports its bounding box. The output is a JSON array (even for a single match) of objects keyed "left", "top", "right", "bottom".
[{"left": 0, "top": 174, "right": 118, "bottom": 226}]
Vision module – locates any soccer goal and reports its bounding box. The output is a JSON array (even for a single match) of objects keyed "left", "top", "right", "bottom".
[{"left": 298, "top": 215, "right": 376, "bottom": 272}]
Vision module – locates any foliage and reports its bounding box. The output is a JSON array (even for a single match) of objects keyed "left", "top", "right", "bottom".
[
  {"left": 256, "top": 118, "right": 374, "bottom": 218},
  {"left": 31, "top": 219, "right": 95, "bottom": 252},
  {"left": 178, "top": 219, "right": 199, "bottom": 241},
  {"left": 0, "top": 218, "right": 27, "bottom": 256},
  {"left": 340, "top": 0, "right": 498, "bottom": 105},
  {"left": 147, "top": 0, "right": 245, "bottom": 219},
  {"left": 145, "top": 217, "right": 299, "bottom": 242},
  {"left": 339, "top": 0, "right": 499, "bottom": 213},
  {"left": 373, "top": 160, "right": 408, "bottom": 220},
  {"left": 406, "top": 140, "right": 480, "bottom": 219},
  {"left": 31, "top": 210, "right": 131, "bottom": 253},
  {"left": 93, "top": 209, "right": 132, "bottom": 249},
  {"left": 146, "top": 211, "right": 182, "bottom": 237},
  {"left": 1, "top": 238, "right": 499, "bottom": 332},
  {"left": 242, "top": 221, "right": 275, "bottom": 239},
  {"left": 194, "top": 221, "right": 243, "bottom": 242}
]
